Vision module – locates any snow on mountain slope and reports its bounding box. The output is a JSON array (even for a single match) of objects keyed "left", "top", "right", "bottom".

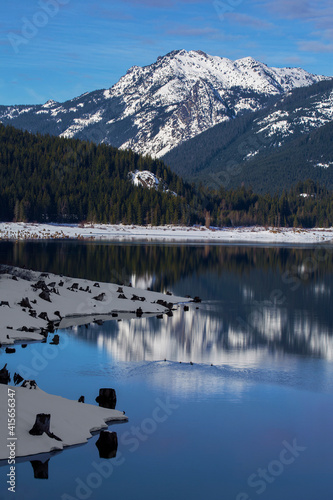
[
  {"left": 255, "top": 86, "right": 333, "bottom": 141},
  {"left": 0, "top": 50, "right": 328, "bottom": 158}
]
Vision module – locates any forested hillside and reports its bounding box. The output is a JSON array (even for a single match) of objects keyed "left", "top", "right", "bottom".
[
  {"left": 0, "top": 124, "right": 332, "bottom": 228},
  {"left": 0, "top": 124, "right": 202, "bottom": 225},
  {"left": 162, "top": 79, "right": 333, "bottom": 193}
]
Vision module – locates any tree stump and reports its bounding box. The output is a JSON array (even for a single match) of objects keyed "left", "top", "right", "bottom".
[
  {"left": 93, "top": 293, "right": 106, "bottom": 301},
  {"left": 29, "top": 413, "right": 61, "bottom": 441},
  {"left": 95, "top": 431, "right": 118, "bottom": 459},
  {"left": 39, "top": 290, "right": 51, "bottom": 302},
  {"left": 29, "top": 414, "right": 51, "bottom": 435},
  {"left": 96, "top": 388, "right": 117, "bottom": 409},
  {"left": 136, "top": 307, "right": 143, "bottom": 317},
  {"left": 18, "top": 297, "right": 32, "bottom": 309},
  {"left": 38, "top": 312, "right": 49, "bottom": 321}
]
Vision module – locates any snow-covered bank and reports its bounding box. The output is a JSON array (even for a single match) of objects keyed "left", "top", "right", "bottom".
[
  {"left": 0, "top": 383, "right": 127, "bottom": 460},
  {"left": 1, "top": 222, "right": 333, "bottom": 245},
  {"left": 0, "top": 265, "right": 189, "bottom": 346}
]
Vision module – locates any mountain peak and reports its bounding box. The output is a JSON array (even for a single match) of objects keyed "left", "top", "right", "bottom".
[{"left": 0, "top": 50, "right": 329, "bottom": 159}]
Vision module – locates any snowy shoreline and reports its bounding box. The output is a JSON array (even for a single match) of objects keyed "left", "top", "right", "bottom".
[
  {"left": 1, "top": 222, "right": 333, "bottom": 245},
  {"left": 0, "top": 265, "right": 191, "bottom": 460},
  {"left": 0, "top": 383, "right": 127, "bottom": 460},
  {"left": 0, "top": 265, "right": 190, "bottom": 346}
]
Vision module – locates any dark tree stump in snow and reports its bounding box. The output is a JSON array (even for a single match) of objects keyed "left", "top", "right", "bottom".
[
  {"left": 93, "top": 293, "right": 106, "bottom": 301},
  {"left": 29, "top": 414, "right": 51, "bottom": 435},
  {"left": 32, "top": 280, "right": 48, "bottom": 291},
  {"left": 30, "top": 459, "right": 50, "bottom": 479},
  {"left": 48, "top": 321, "right": 55, "bottom": 333},
  {"left": 156, "top": 299, "right": 173, "bottom": 309},
  {"left": 29, "top": 413, "right": 62, "bottom": 441},
  {"left": 118, "top": 294, "right": 126, "bottom": 299},
  {"left": 136, "top": 307, "right": 143, "bottom": 317},
  {"left": 78, "top": 395, "right": 85, "bottom": 403},
  {"left": 18, "top": 297, "right": 32, "bottom": 309},
  {"left": 93, "top": 282, "right": 100, "bottom": 287},
  {"left": 117, "top": 287, "right": 123, "bottom": 293},
  {"left": 0, "top": 364, "right": 10, "bottom": 384},
  {"left": 39, "top": 290, "right": 51, "bottom": 302},
  {"left": 96, "top": 388, "right": 117, "bottom": 409},
  {"left": 0, "top": 301, "right": 10, "bottom": 307},
  {"left": 38, "top": 312, "right": 49, "bottom": 321},
  {"left": 184, "top": 305, "right": 189, "bottom": 312},
  {"left": 95, "top": 431, "right": 118, "bottom": 459}
]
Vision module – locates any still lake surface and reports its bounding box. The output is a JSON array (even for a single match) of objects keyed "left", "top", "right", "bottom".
[{"left": 1, "top": 240, "right": 333, "bottom": 500}]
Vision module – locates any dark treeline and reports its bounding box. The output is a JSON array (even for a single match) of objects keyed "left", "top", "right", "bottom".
[
  {"left": 0, "top": 123, "right": 332, "bottom": 227},
  {"left": 208, "top": 180, "right": 333, "bottom": 228}
]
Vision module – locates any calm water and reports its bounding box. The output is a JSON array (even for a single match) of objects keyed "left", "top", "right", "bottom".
[{"left": 1, "top": 241, "right": 333, "bottom": 500}]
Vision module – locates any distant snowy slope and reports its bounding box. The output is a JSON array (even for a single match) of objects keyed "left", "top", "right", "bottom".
[
  {"left": 129, "top": 170, "right": 176, "bottom": 195},
  {"left": 161, "top": 79, "right": 333, "bottom": 193},
  {"left": 0, "top": 50, "right": 328, "bottom": 158}
]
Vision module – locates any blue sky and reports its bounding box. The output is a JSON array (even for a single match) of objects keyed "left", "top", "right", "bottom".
[{"left": 1, "top": 0, "right": 333, "bottom": 105}]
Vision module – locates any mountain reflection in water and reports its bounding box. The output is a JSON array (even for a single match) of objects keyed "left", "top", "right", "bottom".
[{"left": 1, "top": 240, "right": 332, "bottom": 363}]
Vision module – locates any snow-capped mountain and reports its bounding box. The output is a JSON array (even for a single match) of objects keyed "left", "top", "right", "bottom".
[{"left": 0, "top": 49, "right": 328, "bottom": 158}]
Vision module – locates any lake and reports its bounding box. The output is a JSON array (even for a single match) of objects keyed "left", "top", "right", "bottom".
[{"left": 1, "top": 240, "right": 333, "bottom": 500}]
